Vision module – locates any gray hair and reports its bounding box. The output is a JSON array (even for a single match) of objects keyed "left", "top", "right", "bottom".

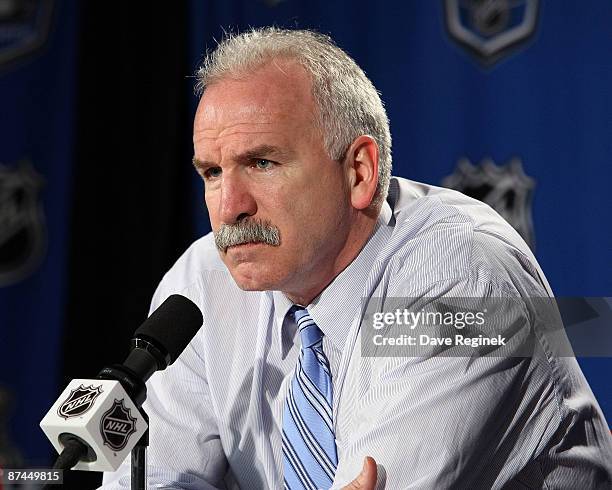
[{"left": 195, "top": 27, "right": 392, "bottom": 208}]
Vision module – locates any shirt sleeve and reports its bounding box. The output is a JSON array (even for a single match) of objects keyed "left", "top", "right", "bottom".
[
  {"left": 331, "top": 274, "right": 612, "bottom": 489},
  {"left": 99, "top": 285, "right": 228, "bottom": 489}
]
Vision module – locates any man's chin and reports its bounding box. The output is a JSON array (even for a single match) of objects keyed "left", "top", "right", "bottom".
[
  {"left": 232, "top": 275, "right": 280, "bottom": 292},
  {"left": 223, "top": 262, "right": 281, "bottom": 292},
  {"left": 219, "top": 245, "right": 289, "bottom": 291}
]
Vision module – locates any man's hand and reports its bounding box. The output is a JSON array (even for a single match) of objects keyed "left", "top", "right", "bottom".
[{"left": 341, "top": 456, "right": 377, "bottom": 489}]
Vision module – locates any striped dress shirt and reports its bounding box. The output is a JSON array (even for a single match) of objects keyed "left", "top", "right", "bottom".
[{"left": 100, "top": 177, "right": 612, "bottom": 489}]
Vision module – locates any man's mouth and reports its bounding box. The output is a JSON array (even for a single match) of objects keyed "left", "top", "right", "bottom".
[{"left": 225, "top": 241, "right": 264, "bottom": 253}]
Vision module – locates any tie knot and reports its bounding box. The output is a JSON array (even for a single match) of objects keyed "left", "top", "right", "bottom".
[{"left": 290, "top": 307, "right": 323, "bottom": 348}]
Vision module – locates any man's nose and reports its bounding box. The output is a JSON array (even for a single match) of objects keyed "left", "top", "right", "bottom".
[{"left": 218, "top": 171, "right": 257, "bottom": 224}]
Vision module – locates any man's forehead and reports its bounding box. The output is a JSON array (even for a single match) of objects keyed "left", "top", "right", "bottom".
[
  {"left": 193, "top": 102, "right": 303, "bottom": 161},
  {"left": 197, "top": 62, "right": 314, "bottom": 116},
  {"left": 193, "top": 103, "right": 298, "bottom": 147},
  {"left": 195, "top": 98, "right": 307, "bottom": 143},
  {"left": 197, "top": 102, "right": 281, "bottom": 125}
]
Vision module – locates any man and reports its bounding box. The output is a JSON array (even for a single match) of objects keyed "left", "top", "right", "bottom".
[{"left": 101, "top": 28, "right": 612, "bottom": 489}]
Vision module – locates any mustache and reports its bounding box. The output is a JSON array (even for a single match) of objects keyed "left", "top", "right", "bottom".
[{"left": 214, "top": 219, "right": 281, "bottom": 252}]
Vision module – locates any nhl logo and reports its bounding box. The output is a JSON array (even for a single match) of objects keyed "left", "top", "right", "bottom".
[
  {"left": 442, "top": 157, "right": 536, "bottom": 249},
  {"left": 57, "top": 385, "right": 103, "bottom": 419},
  {"left": 0, "top": 0, "right": 54, "bottom": 69},
  {"left": 0, "top": 160, "right": 46, "bottom": 286},
  {"left": 444, "top": 0, "right": 540, "bottom": 66},
  {"left": 100, "top": 399, "right": 138, "bottom": 452}
]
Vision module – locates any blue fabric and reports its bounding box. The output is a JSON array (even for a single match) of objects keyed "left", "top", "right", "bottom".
[
  {"left": 0, "top": 0, "right": 78, "bottom": 465},
  {"left": 283, "top": 308, "right": 338, "bottom": 490}
]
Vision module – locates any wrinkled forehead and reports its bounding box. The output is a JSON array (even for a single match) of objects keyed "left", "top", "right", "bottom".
[{"left": 194, "top": 102, "right": 280, "bottom": 134}]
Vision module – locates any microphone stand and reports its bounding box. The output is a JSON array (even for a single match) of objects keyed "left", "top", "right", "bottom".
[{"left": 131, "top": 410, "right": 149, "bottom": 490}]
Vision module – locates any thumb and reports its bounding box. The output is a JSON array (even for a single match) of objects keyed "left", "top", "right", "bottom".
[{"left": 341, "top": 456, "right": 377, "bottom": 490}]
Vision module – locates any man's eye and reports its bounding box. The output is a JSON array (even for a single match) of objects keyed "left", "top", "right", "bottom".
[
  {"left": 254, "top": 159, "right": 273, "bottom": 170},
  {"left": 204, "top": 167, "right": 222, "bottom": 179}
]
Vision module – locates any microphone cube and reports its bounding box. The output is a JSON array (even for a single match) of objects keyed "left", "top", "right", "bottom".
[{"left": 40, "top": 379, "right": 148, "bottom": 472}]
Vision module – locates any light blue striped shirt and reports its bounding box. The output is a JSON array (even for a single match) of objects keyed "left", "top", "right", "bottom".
[{"left": 101, "top": 177, "right": 612, "bottom": 489}]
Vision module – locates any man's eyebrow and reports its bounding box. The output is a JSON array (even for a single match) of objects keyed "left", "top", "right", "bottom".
[
  {"left": 192, "top": 145, "right": 293, "bottom": 170},
  {"left": 235, "top": 144, "right": 293, "bottom": 163},
  {"left": 192, "top": 156, "right": 213, "bottom": 170}
]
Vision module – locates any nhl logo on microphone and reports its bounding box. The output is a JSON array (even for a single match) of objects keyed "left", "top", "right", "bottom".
[
  {"left": 57, "top": 384, "right": 103, "bottom": 419},
  {"left": 100, "top": 399, "right": 138, "bottom": 451},
  {"left": 41, "top": 379, "right": 148, "bottom": 471}
]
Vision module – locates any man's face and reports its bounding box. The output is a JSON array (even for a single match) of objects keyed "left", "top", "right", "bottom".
[{"left": 193, "top": 60, "right": 355, "bottom": 300}]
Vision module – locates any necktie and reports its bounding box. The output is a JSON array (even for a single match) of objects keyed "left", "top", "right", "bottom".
[{"left": 282, "top": 307, "right": 338, "bottom": 490}]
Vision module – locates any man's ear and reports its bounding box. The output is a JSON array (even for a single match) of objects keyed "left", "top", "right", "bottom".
[{"left": 345, "top": 135, "right": 379, "bottom": 210}]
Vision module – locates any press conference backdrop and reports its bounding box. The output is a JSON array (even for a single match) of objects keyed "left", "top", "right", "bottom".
[{"left": 0, "top": 0, "right": 610, "bottom": 482}]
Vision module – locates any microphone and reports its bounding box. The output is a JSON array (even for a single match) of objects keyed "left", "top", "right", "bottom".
[{"left": 40, "top": 294, "right": 203, "bottom": 472}]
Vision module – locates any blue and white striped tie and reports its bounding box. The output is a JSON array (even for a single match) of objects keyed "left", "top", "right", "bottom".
[{"left": 282, "top": 307, "right": 338, "bottom": 490}]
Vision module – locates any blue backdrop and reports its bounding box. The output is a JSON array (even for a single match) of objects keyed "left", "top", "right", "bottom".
[
  {"left": 0, "top": 0, "right": 609, "bottom": 469},
  {"left": 0, "top": 0, "right": 77, "bottom": 465}
]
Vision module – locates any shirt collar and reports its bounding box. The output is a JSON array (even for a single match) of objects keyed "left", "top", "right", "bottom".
[{"left": 273, "top": 201, "right": 393, "bottom": 354}]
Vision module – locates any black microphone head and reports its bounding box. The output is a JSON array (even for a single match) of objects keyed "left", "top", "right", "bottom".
[{"left": 134, "top": 294, "right": 203, "bottom": 365}]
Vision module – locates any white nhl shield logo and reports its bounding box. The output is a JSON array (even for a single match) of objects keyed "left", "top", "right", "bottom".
[
  {"left": 444, "top": 0, "right": 540, "bottom": 66},
  {"left": 442, "top": 157, "right": 536, "bottom": 249},
  {"left": 0, "top": 0, "right": 54, "bottom": 68},
  {"left": 0, "top": 160, "right": 46, "bottom": 286}
]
